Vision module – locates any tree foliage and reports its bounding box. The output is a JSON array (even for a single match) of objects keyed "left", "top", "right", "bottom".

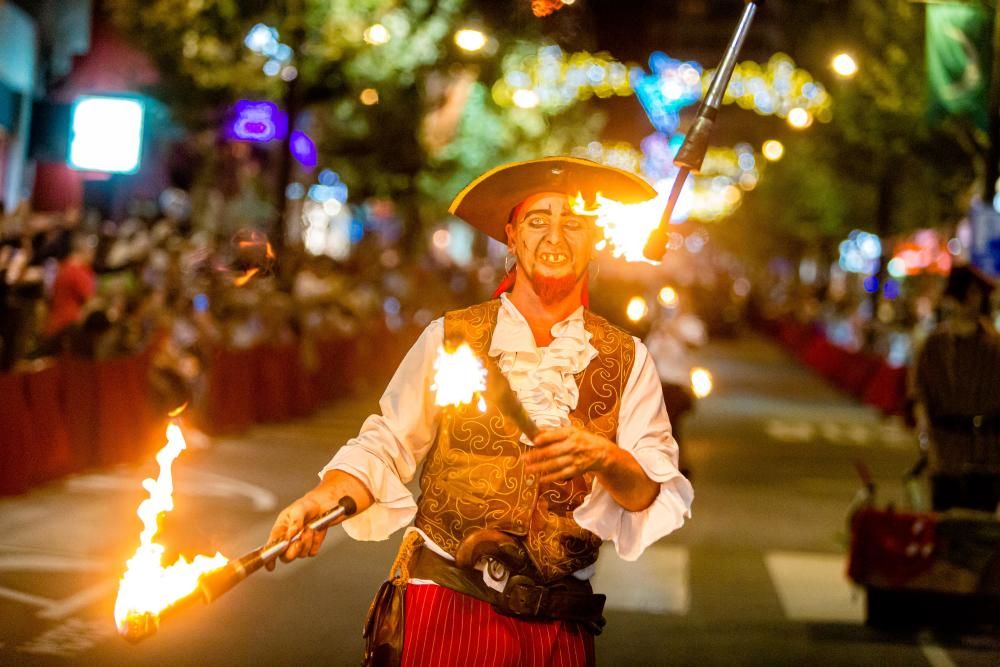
[{"left": 738, "top": 0, "right": 978, "bottom": 254}]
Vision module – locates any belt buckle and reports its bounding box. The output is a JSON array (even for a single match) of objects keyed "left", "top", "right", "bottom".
[{"left": 502, "top": 575, "right": 547, "bottom": 617}]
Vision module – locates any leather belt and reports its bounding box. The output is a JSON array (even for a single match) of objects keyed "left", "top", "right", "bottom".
[
  {"left": 409, "top": 546, "right": 607, "bottom": 635},
  {"left": 931, "top": 413, "right": 1000, "bottom": 435}
]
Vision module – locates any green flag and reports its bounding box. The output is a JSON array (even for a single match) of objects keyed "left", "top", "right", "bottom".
[{"left": 926, "top": 3, "right": 993, "bottom": 130}]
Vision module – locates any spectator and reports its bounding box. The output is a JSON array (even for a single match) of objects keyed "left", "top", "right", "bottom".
[
  {"left": 911, "top": 265, "right": 1000, "bottom": 513},
  {"left": 44, "top": 233, "right": 97, "bottom": 340}
]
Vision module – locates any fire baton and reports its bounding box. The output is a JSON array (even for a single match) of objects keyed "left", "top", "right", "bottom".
[
  {"left": 120, "top": 496, "right": 357, "bottom": 642},
  {"left": 643, "top": 0, "right": 766, "bottom": 261},
  {"left": 487, "top": 366, "right": 541, "bottom": 442}
]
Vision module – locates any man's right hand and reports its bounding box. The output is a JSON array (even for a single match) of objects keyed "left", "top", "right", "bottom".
[{"left": 264, "top": 470, "right": 374, "bottom": 570}]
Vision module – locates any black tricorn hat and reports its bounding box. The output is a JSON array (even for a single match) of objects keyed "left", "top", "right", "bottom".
[{"left": 448, "top": 156, "right": 658, "bottom": 243}]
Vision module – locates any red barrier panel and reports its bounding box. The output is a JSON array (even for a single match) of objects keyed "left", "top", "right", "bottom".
[
  {"left": 24, "top": 366, "right": 73, "bottom": 483},
  {"left": 95, "top": 352, "right": 157, "bottom": 465},
  {"left": 862, "top": 362, "right": 908, "bottom": 416},
  {"left": 831, "top": 351, "right": 881, "bottom": 398},
  {"left": 59, "top": 356, "right": 101, "bottom": 470},
  {"left": 201, "top": 346, "right": 257, "bottom": 435},
  {"left": 0, "top": 373, "right": 34, "bottom": 495}
]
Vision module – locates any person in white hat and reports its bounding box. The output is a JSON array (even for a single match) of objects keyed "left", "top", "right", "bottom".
[{"left": 267, "top": 157, "right": 693, "bottom": 666}]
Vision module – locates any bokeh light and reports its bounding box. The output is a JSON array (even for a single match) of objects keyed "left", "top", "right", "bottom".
[
  {"left": 762, "top": 140, "right": 785, "bottom": 161},
  {"left": 360, "top": 88, "right": 380, "bottom": 105},
  {"left": 787, "top": 107, "right": 813, "bottom": 129},
  {"left": 363, "top": 23, "right": 391, "bottom": 45},
  {"left": 455, "top": 29, "right": 487, "bottom": 52},
  {"left": 626, "top": 296, "right": 649, "bottom": 322},
  {"left": 831, "top": 53, "right": 859, "bottom": 78}
]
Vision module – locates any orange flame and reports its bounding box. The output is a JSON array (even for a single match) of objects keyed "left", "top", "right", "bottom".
[
  {"left": 167, "top": 403, "right": 188, "bottom": 419},
  {"left": 113, "top": 423, "right": 228, "bottom": 633},
  {"left": 233, "top": 268, "right": 260, "bottom": 287},
  {"left": 571, "top": 191, "right": 671, "bottom": 264},
  {"left": 265, "top": 242, "right": 276, "bottom": 260},
  {"left": 431, "top": 343, "right": 487, "bottom": 412}
]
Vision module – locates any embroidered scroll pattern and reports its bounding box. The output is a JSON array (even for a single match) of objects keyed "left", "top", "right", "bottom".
[{"left": 415, "top": 301, "right": 635, "bottom": 582}]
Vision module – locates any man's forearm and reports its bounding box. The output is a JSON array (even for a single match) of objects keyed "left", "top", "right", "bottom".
[
  {"left": 316, "top": 469, "right": 376, "bottom": 513},
  {"left": 596, "top": 447, "right": 660, "bottom": 512}
]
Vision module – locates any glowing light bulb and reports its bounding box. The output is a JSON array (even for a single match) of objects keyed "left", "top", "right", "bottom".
[
  {"left": 454, "top": 29, "right": 487, "bottom": 52},
  {"left": 762, "top": 140, "right": 785, "bottom": 162},
  {"left": 831, "top": 53, "right": 858, "bottom": 78}
]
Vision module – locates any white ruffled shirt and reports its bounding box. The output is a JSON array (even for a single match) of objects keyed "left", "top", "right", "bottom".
[{"left": 321, "top": 294, "right": 693, "bottom": 572}]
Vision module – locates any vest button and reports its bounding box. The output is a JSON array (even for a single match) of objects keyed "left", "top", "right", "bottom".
[{"left": 525, "top": 475, "right": 535, "bottom": 487}]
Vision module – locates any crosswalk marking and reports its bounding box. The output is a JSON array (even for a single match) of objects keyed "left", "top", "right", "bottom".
[
  {"left": 764, "top": 418, "right": 913, "bottom": 449},
  {"left": 597, "top": 545, "right": 689, "bottom": 614},
  {"left": 763, "top": 551, "right": 864, "bottom": 623}
]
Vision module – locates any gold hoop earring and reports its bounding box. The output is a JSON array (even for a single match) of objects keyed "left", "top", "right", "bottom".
[{"left": 588, "top": 263, "right": 600, "bottom": 281}]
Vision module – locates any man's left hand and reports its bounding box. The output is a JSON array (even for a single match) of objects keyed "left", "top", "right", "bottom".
[{"left": 523, "top": 426, "right": 615, "bottom": 483}]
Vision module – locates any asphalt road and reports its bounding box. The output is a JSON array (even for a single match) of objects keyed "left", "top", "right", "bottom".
[{"left": 2, "top": 333, "right": 998, "bottom": 666}]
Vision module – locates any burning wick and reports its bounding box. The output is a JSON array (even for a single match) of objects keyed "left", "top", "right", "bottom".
[{"left": 114, "top": 422, "right": 228, "bottom": 640}]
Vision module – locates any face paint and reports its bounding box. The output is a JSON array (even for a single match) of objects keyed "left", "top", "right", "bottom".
[{"left": 505, "top": 193, "right": 595, "bottom": 304}]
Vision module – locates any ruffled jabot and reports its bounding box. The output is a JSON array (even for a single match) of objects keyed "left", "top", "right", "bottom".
[{"left": 488, "top": 294, "right": 598, "bottom": 439}]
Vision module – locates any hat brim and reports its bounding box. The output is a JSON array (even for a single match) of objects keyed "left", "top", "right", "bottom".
[{"left": 448, "top": 156, "right": 658, "bottom": 243}]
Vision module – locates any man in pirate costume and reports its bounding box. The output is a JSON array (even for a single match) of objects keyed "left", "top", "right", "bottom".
[{"left": 267, "top": 157, "right": 694, "bottom": 666}]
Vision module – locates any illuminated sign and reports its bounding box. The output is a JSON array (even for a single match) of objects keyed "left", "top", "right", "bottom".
[
  {"left": 226, "top": 100, "right": 288, "bottom": 143},
  {"left": 68, "top": 96, "right": 145, "bottom": 174}
]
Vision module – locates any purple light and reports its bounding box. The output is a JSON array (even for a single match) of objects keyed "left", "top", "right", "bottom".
[
  {"left": 226, "top": 101, "right": 288, "bottom": 143},
  {"left": 291, "top": 130, "right": 317, "bottom": 168}
]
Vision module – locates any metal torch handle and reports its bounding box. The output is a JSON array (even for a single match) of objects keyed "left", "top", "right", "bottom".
[
  {"left": 644, "top": 0, "right": 763, "bottom": 262},
  {"left": 704, "top": 1, "right": 760, "bottom": 110},
  {"left": 259, "top": 496, "right": 357, "bottom": 562}
]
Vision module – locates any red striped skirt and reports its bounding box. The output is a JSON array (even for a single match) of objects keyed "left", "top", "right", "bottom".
[{"left": 401, "top": 583, "right": 595, "bottom": 667}]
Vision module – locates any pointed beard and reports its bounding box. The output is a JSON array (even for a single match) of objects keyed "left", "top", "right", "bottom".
[{"left": 531, "top": 273, "right": 580, "bottom": 305}]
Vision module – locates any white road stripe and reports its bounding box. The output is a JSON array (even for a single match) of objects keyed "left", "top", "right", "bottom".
[
  {"left": 596, "top": 544, "right": 689, "bottom": 614},
  {"left": 764, "top": 551, "right": 864, "bottom": 623},
  {"left": 0, "top": 586, "right": 53, "bottom": 609},
  {"left": 37, "top": 580, "right": 117, "bottom": 620},
  {"left": 918, "top": 632, "right": 957, "bottom": 667}
]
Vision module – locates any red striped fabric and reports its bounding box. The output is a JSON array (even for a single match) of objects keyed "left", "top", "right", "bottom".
[{"left": 401, "top": 584, "right": 595, "bottom": 667}]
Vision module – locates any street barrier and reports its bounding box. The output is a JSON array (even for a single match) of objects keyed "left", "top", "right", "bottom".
[
  {"left": 0, "top": 325, "right": 417, "bottom": 496},
  {"left": 768, "top": 317, "right": 908, "bottom": 417}
]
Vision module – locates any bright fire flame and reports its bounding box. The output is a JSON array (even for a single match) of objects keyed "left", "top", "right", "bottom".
[
  {"left": 571, "top": 192, "right": 669, "bottom": 264},
  {"left": 690, "top": 367, "right": 713, "bottom": 399},
  {"left": 431, "top": 343, "right": 487, "bottom": 411},
  {"left": 113, "top": 423, "right": 228, "bottom": 632}
]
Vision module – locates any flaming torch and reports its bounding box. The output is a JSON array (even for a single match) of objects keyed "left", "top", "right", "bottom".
[
  {"left": 571, "top": 2, "right": 766, "bottom": 263},
  {"left": 115, "top": 417, "right": 357, "bottom": 642},
  {"left": 114, "top": 419, "right": 229, "bottom": 640},
  {"left": 432, "top": 338, "right": 540, "bottom": 441}
]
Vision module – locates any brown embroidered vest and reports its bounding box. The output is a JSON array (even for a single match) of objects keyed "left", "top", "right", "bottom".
[{"left": 414, "top": 299, "right": 636, "bottom": 582}]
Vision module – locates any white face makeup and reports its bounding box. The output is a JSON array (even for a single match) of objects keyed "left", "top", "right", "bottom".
[{"left": 505, "top": 193, "right": 596, "bottom": 290}]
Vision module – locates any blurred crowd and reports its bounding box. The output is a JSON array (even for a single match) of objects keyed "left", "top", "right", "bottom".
[{"left": 0, "top": 201, "right": 482, "bottom": 418}]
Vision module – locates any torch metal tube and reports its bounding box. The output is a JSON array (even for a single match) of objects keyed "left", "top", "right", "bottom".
[
  {"left": 703, "top": 1, "right": 760, "bottom": 110},
  {"left": 644, "top": 0, "right": 764, "bottom": 261},
  {"left": 257, "top": 497, "right": 356, "bottom": 563}
]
